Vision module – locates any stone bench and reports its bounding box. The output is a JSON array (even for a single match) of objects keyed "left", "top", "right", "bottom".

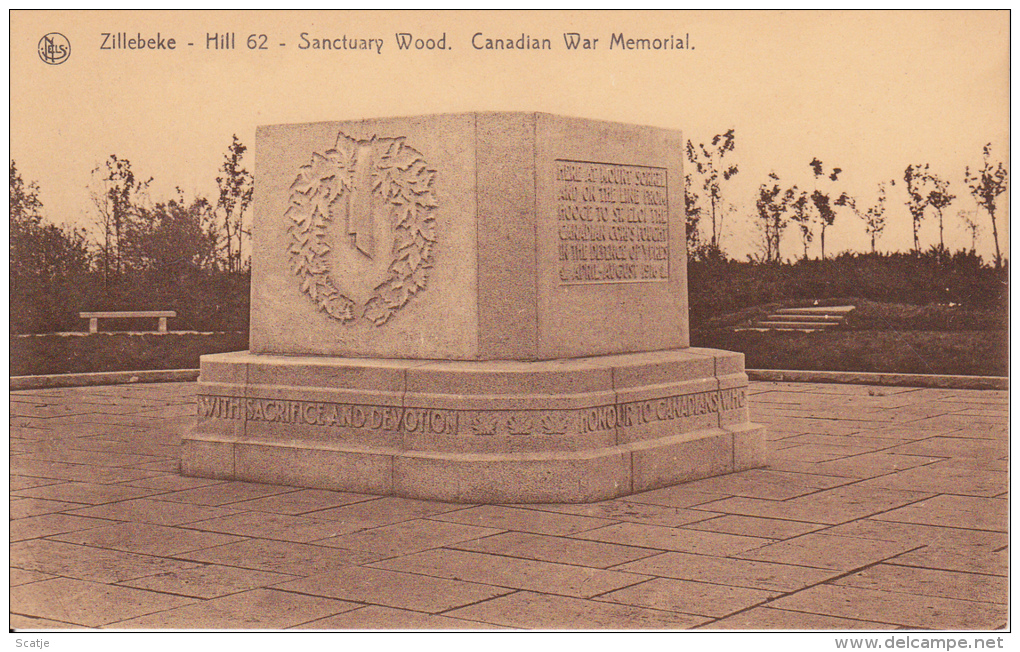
[{"left": 80, "top": 310, "right": 176, "bottom": 334}]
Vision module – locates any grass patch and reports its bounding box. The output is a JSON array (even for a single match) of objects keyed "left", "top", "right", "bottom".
[
  {"left": 693, "top": 328, "right": 1008, "bottom": 377},
  {"left": 840, "top": 299, "right": 1006, "bottom": 331},
  {"left": 11, "top": 332, "right": 248, "bottom": 376}
]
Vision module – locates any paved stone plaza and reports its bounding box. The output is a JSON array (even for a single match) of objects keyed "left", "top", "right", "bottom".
[{"left": 10, "top": 380, "right": 1008, "bottom": 630}]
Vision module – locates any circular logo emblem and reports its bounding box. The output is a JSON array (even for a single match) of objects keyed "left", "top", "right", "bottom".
[
  {"left": 286, "top": 132, "right": 439, "bottom": 326},
  {"left": 38, "top": 33, "right": 71, "bottom": 65}
]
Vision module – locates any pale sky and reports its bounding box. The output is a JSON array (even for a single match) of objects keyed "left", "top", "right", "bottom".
[{"left": 10, "top": 10, "right": 1010, "bottom": 262}]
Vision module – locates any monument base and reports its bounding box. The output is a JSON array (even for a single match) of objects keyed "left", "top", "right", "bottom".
[{"left": 182, "top": 348, "right": 766, "bottom": 503}]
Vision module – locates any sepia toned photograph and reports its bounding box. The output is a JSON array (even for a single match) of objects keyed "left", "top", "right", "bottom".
[{"left": 9, "top": 10, "right": 1009, "bottom": 642}]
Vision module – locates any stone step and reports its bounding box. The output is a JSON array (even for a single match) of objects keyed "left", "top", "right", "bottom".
[
  {"left": 748, "top": 305, "right": 855, "bottom": 332},
  {"left": 732, "top": 327, "right": 826, "bottom": 333},
  {"left": 774, "top": 305, "right": 856, "bottom": 315},
  {"left": 762, "top": 313, "right": 843, "bottom": 323},
  {"left": 756, "top": 320, "right": 841, "bottom": 329}
]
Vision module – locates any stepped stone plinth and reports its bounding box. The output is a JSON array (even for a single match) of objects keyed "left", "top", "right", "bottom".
[{"left": 181, "top": 112, "right": 766, "bottom": 503}]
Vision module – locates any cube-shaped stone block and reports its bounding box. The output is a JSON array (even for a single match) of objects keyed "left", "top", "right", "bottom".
[{"left": 251, "top": 112, "right": 687, "bottom": 361}]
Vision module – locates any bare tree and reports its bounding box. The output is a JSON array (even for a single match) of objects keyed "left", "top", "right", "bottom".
[
  {"left": 903, "top": 163, "right": 932, "bottom": 254},
  {"left": 842, "top": 181, "right": 892, "bottom": 254},
  {"left": 965, "top": 143, "right": 1008, "bottom": 268},
  {"left": 90, "top": 155, "right": 151, "bottom": 285},
  {"left": 686, "top": 130, "right": 739, "bottom": 251},
  {"left": 683, "top": 171, "right": 703, "bottom": 254},
  {"left": 789, "top": 190, "right": 813, "bottom": 260},
  {"left": 958, "top": 209, "right": 981, "bottom": 254},
  {"left": 863, "top": 181, "right": 892, "bottom": 254},
  {"left": 215, "top": 135, "right": 254, "bottom": 272},
  {"left": 754, "top": 172, "right": 792, "bottom": 262},
  {"left": 809, "top": 158, "right": 848, "bottom": 259},
  {"left": 926, "top": 174, "right": 955, "bottom": 252}
]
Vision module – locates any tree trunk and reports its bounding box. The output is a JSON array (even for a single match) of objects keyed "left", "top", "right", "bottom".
[
  {"left": 938, "top": 209, "right": 944, "bottom": 251},
  {"left": 710, "top": 197, "right": 718, "bottom": 248},
  {"left": 990, "top": 210, "right": 1001, "bottom": 269}
]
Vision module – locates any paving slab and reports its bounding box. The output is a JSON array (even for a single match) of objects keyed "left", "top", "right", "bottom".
[
  {"left": 887, "top": 436, "right": 1008, "bottom": 460},
  {"left": 304, "top": 496, "right": 469, "bottom": 528},
  {"left": 10, "top": 568, "right": 58, "bottom": 586},
  {"left": 227, "top": 489, "right": 378, "bottom": 515},
  {"left": 769, "top": 584, "right": 1008, "bottom": 630},
  {"left": 809, "top": 452, "right": 943, "bottom": 479},
  {"left": 118, "top": 564, "right": 300, "bottom": 599},
  {"left": 873, "top": 495, "right": 1009, "bottom": 532},
  {"left": 9, "top": 614, "right": 87, "bottom": 629},
  {"left": 833, "top": 563, "right": 1008, "bottom": 604},
  {"left": 770, "top": 443, "right": 878, "bottom": 463},
  {"left": 11, "top": 453, "right": 166, "bottom": 485},
  {"left": 293, "top": 605, "right": 502, "bottom": 630},
  {"left": 616, "top": 485, "right": 730, "bottom": 508},
  {"left": 684, "top": 514, "right": 827, "bottom": 540},
  {"left": 10, "top": 513, "right": 120, "bottom": 542},
  {"left": 369, "top": 548, "right": 647, "bottom": 598},
  {"left": 855, "top": 461, "right": 1007, "bottom": 498},
  {"left": 572, "top": 522, "right": 772, "bottom": 556},
  {"left": 734, "top": 533, "right": 920, "bottom": 571},
  {"left": 597, "top": 576, "right": 779, "bottom": 618},
  {"left": 519, "top": 499, "right": 719, "bottom": 528},
  {"left": 824, "top": 519, "right": 1008, "bottom": 548},
  {"left": 448, "top": 530, "right": 661, "bottom": 569},
  {"left": 20, "top": 447, "right": 163, "bottom": 468},
  {"left": 50, "top": 522, "right": 245, "bottom": 557},
  {"left": 888, "top": 545, "right": 1009, "bottom": 577},
  {"left": 66, "top": 498, "right": 243, "bottom": 527},
  {"left": 698, "top": 484, "right": 934, "bottom": 525},
  {"left": 430, "top": 504, "right": 617, "bottom": 535},
  {"left": 153, "top": 481, "right": 301, "bottom": 506},
  {"left": 700, "top": 606, "right": 894, "bottom": 630},
  {"left": 780, "top": 432, "right": 909, "bottom": 450},
  {"left": 276, "top": 566, "right": 513, "bottom": 613},
  {"left": 666, "top": 468, "right": 854, "bottom": 501},
  {"left": 313, "top": 518, "right": 502, "bottom": 557},
  {"left": 615, "top": 551, "right": 839, "bottom": 592},
  {"left": 178, "top": 538, "right": 383, "bottom": 577},
  {"left": 183, "top": 511, "right": 353, "bottom": 543},
  {"left": 11, "top": 539, "right": 204, "bottom": 584},
  {"left": 11, "top": 577, "right": 196, "bottom": 627},
  {"left": 445, "top": 590, "right": 709, "bottom": 629},
  {"left": 9, "top": 476, "right": 65, "bottom": 491},
  {"left": 110, "top": 588, "right": 361, "bottom": 629},
  {"left": 12, "top": 481, "right": 159, "bottom": 505},
  {"left": 120, "top": 475, "right": 225, "bottom": 492},
  {"left": 12, "top": 497, "right": 95, "bottom": 518}
]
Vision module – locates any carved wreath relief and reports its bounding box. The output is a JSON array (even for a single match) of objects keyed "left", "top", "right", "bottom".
[{"left": 286, "top": 132, "right": 439, "bottom": 325}]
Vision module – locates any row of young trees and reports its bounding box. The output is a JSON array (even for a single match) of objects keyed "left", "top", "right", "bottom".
[
  {"left": 10, "top": 136, "right": 255, "bottom": 333},
  {"left": 88, "top": 135, "right": 254, "bottom": 283},
  {"left": 684, "top": 131, "right": 1008, "bottom": 268},
  {"left": 10, "top": 130, "right": 1009, "bottom": 334}
]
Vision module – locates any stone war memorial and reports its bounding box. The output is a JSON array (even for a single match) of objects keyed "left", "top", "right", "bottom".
[{"left": 182, "top": 112, "right": 766, "bottom": 503}]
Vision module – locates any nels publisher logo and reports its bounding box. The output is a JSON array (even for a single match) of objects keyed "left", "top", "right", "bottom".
[{"left": 38, "top": 33, "right": 70, "bottom": 65}]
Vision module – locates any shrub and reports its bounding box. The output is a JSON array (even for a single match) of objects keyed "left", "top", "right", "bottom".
[{"left": 688, "top": 250, "right": 1008, "bottom": 328}]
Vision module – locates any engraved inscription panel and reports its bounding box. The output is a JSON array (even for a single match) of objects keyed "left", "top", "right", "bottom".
[
  {"left": 555, "top": 159, "right": 669, "bottom": 285},
  {"left": 196, "top": 387, "right": 746, "bottom": 437}
]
